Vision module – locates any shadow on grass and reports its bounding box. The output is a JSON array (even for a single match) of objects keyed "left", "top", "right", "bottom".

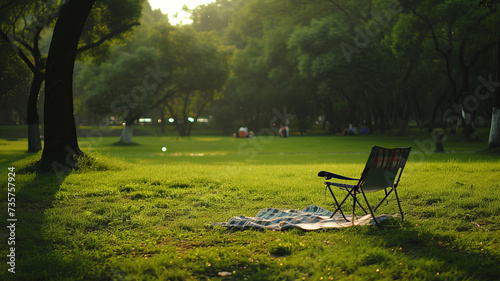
[
  {"left": 478, "top": 147, "right": 500, "bottom": 155},
  {"left": 0, "top": 170, "right": 90, "bottom": 280},
  {"left": 363, "top": 221, "right": 500, "bottom": 280},
  {"left": 1, "top": 152, "right": 126, "bottom": 280},
  {"left": 0, "top": 153, "right": 32, "bottom": 171}
]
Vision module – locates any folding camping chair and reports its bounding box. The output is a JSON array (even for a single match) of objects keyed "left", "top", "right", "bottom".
[{"left": 318, "top": 146, "right": 412, "bottom": 227}]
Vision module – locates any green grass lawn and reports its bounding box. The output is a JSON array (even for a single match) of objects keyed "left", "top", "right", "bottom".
[{"left": 1, "top": 131, "right": 499, "bottom": 280}]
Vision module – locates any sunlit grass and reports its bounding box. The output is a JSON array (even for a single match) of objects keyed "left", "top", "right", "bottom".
[{"left": 0, "top": 134, "right": 499, "bottom": 280}]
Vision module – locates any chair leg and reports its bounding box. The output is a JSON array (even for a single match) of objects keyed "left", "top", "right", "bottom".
[
  {"left": 352, "top": 191, "right": 356, "bottom": 225},
  {"left": 374, "top": 189, "right": 393, "bottom": 212},
  {"left": 327, "top": 184, "right": 349, "bottom": 221},
  {"left": 393, "top": 187, "right": 404, "bottom": 221},
  {"left": 330, "top": 186, "right": 368, "bottom": 222},
  {"left": 354, "top": 195, "right": 368, "bottom": 214},
  {"left": 360, "top": 188, "right": 382, "bottom": 227}
]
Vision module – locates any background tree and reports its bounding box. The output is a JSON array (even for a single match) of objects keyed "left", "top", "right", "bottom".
[
  {"left": 209, "top": 0, "right": 331, "bottom": 132},
  {"left": 190, "top": 0, "right": 245, "bottom": 34},
  {"left": 0, "top": 0, "right": 142, "bottom": 152},
  {"left": 3, "top": 0, "right": 499, "bottom": 148},
  {"left": 162, "top": 29, "right": 233, "bottom": 137},
  {"left": 77, "top": 46, "right": 160, "bottom": 143},
  {"left": 78, "top": 16, "right": 233, "bottom": 140},
  {"left": 0, "top": 36, "right": 30, "bottom": 125},
  {"left": 480, "top": 0, "right": 500, "bottom": 148},
  {"left": 211, "top": 0, "right": 499, "bottom": 139},
  {"left": 0, "top": 0, "right": 57, "bottom": 151},
  {"left": 397, "top": 0, "right": 500, "bottom": 139}
]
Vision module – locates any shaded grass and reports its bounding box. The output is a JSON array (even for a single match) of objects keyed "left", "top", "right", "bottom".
[{"left": 0, "top": 135, "right": 499, "bottom": 280}]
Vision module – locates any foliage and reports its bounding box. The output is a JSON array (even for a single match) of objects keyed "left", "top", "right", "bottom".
[
  {"left": 192, "top": 0, "right": 500, "bottom": 138},
  {"left": 0, "top": 0, "right": 144, "bottom": 90},
  {"left": 190, "top": 0, "right": 245, "bottom": 33},
  {"left": 3, "top": 0, "right": 500, "bottom": 145},
  {"left": 77, "top": 8, "right": 234, "bottom": 137},
  {"left": 77, "top": 45, "right": 159, "bottom": 121},
  {"left": 0, "top": 40, "right": 31, "bottom": 124},
  {"left": 77, "top": 0, "right": 144, "bottom": 62},
  {"left": 0, "top": 0, "right": 144, "bottom": 155},
  {"left": 394, "top": 0, "right": 499, "bottom": 136}
]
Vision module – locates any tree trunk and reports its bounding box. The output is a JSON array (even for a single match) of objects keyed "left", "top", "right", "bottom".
[
  {"left": 176, "top": 120, "right": 188, "bottom": 137},
  {"left": 488, "top": 34, "right": 500, "bottom": 149},
  {"left": 397, "top": 116, "right": 408, "bottom": 136},
  {"left": 429, "top": 94, "right": 446, "bottom": 131},
  {"left": 378, "top": 109, "right": 387, "bottom": 134},
  {"left": 462, "top": 111, "right": 479, "bottom": 141},
  {"left": 41, "top": 0, "right": 96, "bottom": 170},
  {"left": 396, "top": 97, "right": 409, "bottom": 136},
  {"left": 159, "top": 105, "right": 166, "bottom": 134},
  {"left": 347, "top": 91, "right": 359, "bottom": 126},
  {"left": 27, "top": 70, "right": 43, "bottom": 152},
  {"left": 321, "top": 97, "right": 335, "bottom": 134},
  {"left": 458, "top": 41, "right": 476, "bottom": 140},
  {"left": 120, "top": 124, "right": 134, "bottom": 144},
  {"left": 489, "top": 107, "right": 500, "bottom": 148}
]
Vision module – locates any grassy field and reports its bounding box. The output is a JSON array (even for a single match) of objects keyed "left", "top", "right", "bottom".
[{"left": 1, "top": 129, "right": 499, "bottom": 280}]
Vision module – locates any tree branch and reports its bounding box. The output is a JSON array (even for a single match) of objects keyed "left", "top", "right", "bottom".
[
  {"left": 0, "top": 28, "right": 36, "bottom": 73},
  {"left": 76, "top": 22, "right": 139, "bottom": 54},
  {"left": 325, "top": 0, "right": 351, "bottom": 20},
  {"left": 412, "top": 8, "right": 448, "bottom": 59},
  {"left": 155, "top": 86, "right": 191, "bottom": 106},
  {"left": 412, "top": 8, "right": 457, "bottom": 97},
  {"left": 10, "top": 33, "right": 34, "bottom": 53},
  {"left": 32, "top": 24, "right": 43, "bottom": 70}
]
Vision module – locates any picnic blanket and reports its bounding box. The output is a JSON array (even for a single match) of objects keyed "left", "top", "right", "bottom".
[{"left": 220, "top": 205, "right": 395, "bottom": 231}]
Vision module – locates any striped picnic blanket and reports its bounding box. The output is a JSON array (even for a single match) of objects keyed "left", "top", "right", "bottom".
[{"left": 222, "top": 205, "right": 394, "bottom": 231}]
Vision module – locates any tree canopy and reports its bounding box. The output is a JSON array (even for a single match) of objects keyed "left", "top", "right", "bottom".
[
  {"left": 77, "top": 5, "right": 234, "bottom": 139},
  {"left": 0, "top": 0, "right": 143, "bottom": 152},
  {"left": 2, "top": 0, "right": 500, "bottom": 155},
  {"left": 196, "top": 0, "right": 499, "bottom": 141}
]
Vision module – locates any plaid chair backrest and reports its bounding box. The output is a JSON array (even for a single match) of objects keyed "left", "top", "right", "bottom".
[
  {"left": 370, "top": 147, "right": 408, "bottom": 170},
  {"left": 359, "top": 146, "right": 411, "bottom": 192}
]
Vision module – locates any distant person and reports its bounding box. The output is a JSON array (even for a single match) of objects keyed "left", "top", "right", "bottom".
[
  {"left": 278, "top": 124, "right": 289, "bottom": 138},
  {"left": 238, "top": 126, "right": 249, "bottom": 138},
  {"left": 339, "top": 124, "right": 357, "bottom": 136},
  {"left": 360, "top": 121, "right": 369, "bottom": 134},
  {"left": 360, "top": 126, "right": 369, "bottom": 134}
]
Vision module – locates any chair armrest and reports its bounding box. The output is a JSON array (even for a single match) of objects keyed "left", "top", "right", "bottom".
[
  {"left": 318, "top": 171, "right": 359, "bottom": 181},
  {"left": 325, "top": 181, "right": 356, "bottom": 190}
]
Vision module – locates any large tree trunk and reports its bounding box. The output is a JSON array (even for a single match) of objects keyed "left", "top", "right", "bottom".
[
  {"left": 41, "top": 0, "right": 96, "bottom": 170},
  {"left": 27, "top": 70, "right": 44, "bottom": 152},
  {"left": 488, "top": 34, "right": 500, "bottom": 149}
]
